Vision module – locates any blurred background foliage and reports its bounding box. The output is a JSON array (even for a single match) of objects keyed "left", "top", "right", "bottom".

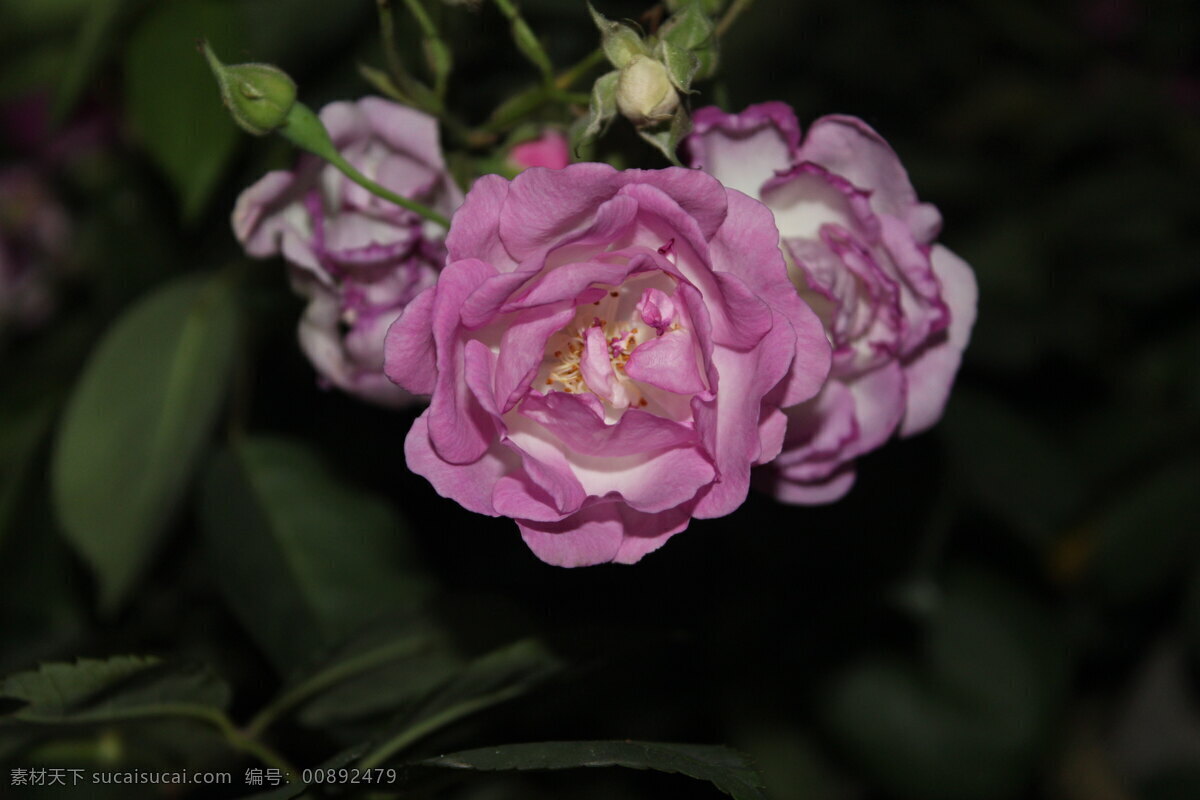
[{"left": 0, "top": 0, "right": 1197, "bottom": 798}]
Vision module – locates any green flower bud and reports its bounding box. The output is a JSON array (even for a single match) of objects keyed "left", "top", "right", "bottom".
[
  {"left": 616, "top": 56, "right": 679, "bottom": 127},
  {"left": 202, "top": 41, "right": 297, "bottom": 136}
]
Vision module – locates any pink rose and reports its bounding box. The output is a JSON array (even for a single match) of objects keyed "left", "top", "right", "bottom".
[
  {"left": 384, "top": 164, "right": 831, "bottom": 565},
  {"left": 507, "top": 130, "right": 570, "bottom": 171},
  {"left": 233, "top": 97, "right": 463, "bottom": 406},
  {"left": 687, "top": 103, "right": 978, "bottom": 503}
]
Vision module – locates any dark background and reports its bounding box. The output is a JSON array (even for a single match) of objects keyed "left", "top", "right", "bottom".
[{"left": 0, "top": 0, "right": 1197, "bottom": 798}]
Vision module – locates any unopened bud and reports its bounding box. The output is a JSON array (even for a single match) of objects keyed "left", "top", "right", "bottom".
[
  {"left": 616, "top": 56, "right": 679, "bottom": 127},
  {"left": 202, "top": 41, "right": 297, "bottom": 136}
]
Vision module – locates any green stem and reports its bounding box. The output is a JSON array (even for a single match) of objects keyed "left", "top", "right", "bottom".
[
  {"left": 376, "top": 0, "right": 407, "bottom": 88},
  {"left": 715, "top": 0, "right": 755, "bottom": 37},
  {"left": 403, "top": 0, "right": 452, "bottom": 99},
  {"left": 245, "top": 638, "right": 432, "bottom": 739},
  {"left": 492, "top": 0, "right": 555, "bottom": 86},
  {"left": 358, "top": 695, "right": 502, "bottom": 771},
  {"left": 555, "top": 47, "right": 605, "bottom": 90},
  {"left": 331, "top": 152, "right": 450, "bottom": 227},
  {"left": 280, "top": 102, "right": 450, "bottom": 228}
]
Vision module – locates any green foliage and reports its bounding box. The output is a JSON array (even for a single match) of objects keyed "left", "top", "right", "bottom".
[
  {"left": 821, "top": 569, "right": 1067, "bottom": 800},
  {"left": 200, "top": 436, "right": 429, "bottom": 671},
  {"left": 1088, "top": 459, "right": 1200, "bottom": 603},
  {"left": 124, "top": 0, "right": 245, "bottom": 219},
  {"left": 1, "top": 657, "right": 229, "bottom": 727},
  {"left": 52, "top": 272, "right": 239, "bottom": 613},
  {"left": 360, "top": 639, "right": 563, "bottom": 767},
  {"left": 423, "top": 740, "right": 768, "bottom": 800}
]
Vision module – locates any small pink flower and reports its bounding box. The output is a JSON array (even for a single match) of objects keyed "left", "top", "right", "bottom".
[
  {"left": 233, "top": 97, "right": 463, "bottom": 406},
  {"left": 687, "top": 103, "right": 977, "bottom": 503},
  {"left": 384, "top": 164, "right": 831, "bottom": 565},
  {"left": 507, "top": 130, "right": 571, "bottom": 171}
]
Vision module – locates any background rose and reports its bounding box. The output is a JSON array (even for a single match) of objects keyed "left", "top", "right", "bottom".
[
  {"left": 233, "top": 97, "right": 462, "bottom": 406},
  {"left": 0, "top": 167, "right": 72, "bottom": 336},
  {"left": 385, "top": 163, "right": 830, "bottom": 565},
  {"left": 687, "top": 102, "right": 978, "bottom": 503}
]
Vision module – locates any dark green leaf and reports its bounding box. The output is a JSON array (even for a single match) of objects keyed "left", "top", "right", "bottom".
[
  {"left": 1, "top": 657, "right": 229, "bottom": 723},
  {"left": 942, "top": 390, "right": 1084, "bottom": 548},
  {"left": 123, "top": 0, "right": 244, "bottom": 219},
  {"left": 360, "top": 640, "right": 562, "bottom": 767},
  {"left": 1088, "top": 459, "right": 1200, "bottom": 603},
  {"left": 52, "top": 272, "right": 239, "bottom": 612},
  {"left": 296, "top": 636, "right": 461, "bottom": 729},
  {"left": 422, "top": 740, "right": 767, "bottom": 800},
  {"left": 200, "top": 436, "right": 429, "bottom": 672},
  {"left": 821, "top": 568, "right": 1066, "bottom": 800},
  {"left": 52, "top": 0, "right": 126, "bottom": 122}
]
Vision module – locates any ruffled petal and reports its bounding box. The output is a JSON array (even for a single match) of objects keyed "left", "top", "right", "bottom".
[
  {"left": 686, "top": 102, "right": 800, "bottom": 197},
  {"left": 900, "top": 245, "right": 978, "bottom": 436}
]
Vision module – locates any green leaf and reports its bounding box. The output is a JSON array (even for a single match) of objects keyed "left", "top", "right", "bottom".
[
  {"left": 422, "top": 740, "right": 768, "bottom": 800},
  {"left": 51, "top": 0, "right": 126, "bottom": 123},
  {"left": 637, "top": 105, "right": 692, "bottom": 166},
  {"left": 52, "top": 272, "right": 239, "bottom": 613},
  {"left": 360, "top": 639, "right": 562, "bottom": 768},
  {"left": 2, "top": 657, "right": 159, "bottom": 716},
  {"left": 295, "top": 637, "right": 461, "bottom": 729},
  {"left": 942, "top": 390, "right": 1084, "bottom": 548},
  {"left": 1088, "top": 459, "right": 1200, "bottom": 603},
  {"left": 820, "top": 568, "right": 1067, "bottom": 800},
  {"left": 0, "top": 400, "right": 55, "bottom": 552},
  {"left": 242, "top": 628, "right": 460, "bottom": 736},
  {"left": 1, "top": 657, "right": 229, "bottom": 724},
  {"left": 124, "top": 0, "right": 245, "bottom": 219},
  {"left": 200, "top": 436, "right": 429, "bottom": 672}
]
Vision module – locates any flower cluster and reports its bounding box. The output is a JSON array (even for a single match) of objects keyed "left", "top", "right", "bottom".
[{"left": 233, "top": 97, "right": 975, "bottom": 566}]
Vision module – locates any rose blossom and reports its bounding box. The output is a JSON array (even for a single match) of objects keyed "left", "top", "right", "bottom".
[
  {"left": 384, "top": 164, "right": 831, "bottom": 566},
  {"left": 233, "top": 97, "right": 462, "bottom": 406},
  {"left": 687, "top": 103, "right": 978, "bottom": 503}
]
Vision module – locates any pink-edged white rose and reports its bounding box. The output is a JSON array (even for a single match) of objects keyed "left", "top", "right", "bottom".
[
  {"left": 233, "top": 97, "right": 463, "bottom": 406},
  {"left": 384, "top": 163, "right": 831, "bottom": 566},
  {"left": 687, "top": 102, "right": 978, "bottom": 503}
]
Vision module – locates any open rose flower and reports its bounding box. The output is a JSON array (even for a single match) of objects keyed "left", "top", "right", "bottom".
[
  {"left": 233, "top": 97, "right": 462, "bottom": 406},
  {"left": 687, "top": 103, "right": 978, "bottom": 503},
  {"left": 384, "top": 164, "right": 831, "bottom": 565}
]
